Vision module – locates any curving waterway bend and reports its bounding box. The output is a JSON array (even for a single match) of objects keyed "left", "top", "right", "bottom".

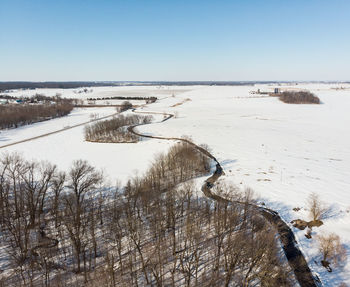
[{"left": 128, "top": 108, "right": 322, "bottom": 287}]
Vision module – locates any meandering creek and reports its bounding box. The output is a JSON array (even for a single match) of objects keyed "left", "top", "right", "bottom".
[{"left": 128, "top": 108, "right": 322, "bottom": 287}]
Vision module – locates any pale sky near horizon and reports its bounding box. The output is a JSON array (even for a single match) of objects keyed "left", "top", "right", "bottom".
[{"left": 0, "top": 0, "right": 349, "bottom": 81}]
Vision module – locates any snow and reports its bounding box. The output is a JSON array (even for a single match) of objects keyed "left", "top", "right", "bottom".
[
  {"left": 136, "top": 83, "right": 350, "bottom": 285},
  {"left": 0, "top": 108, "right": 173, "bottom": 187},
  {"left": 3, "top": 85, "right": 199, "bottom": 101},
  {"left": 1, "top": 83, "right": 350, "bottom": 285},
  {"left": 0, "top": 107, "right": 116, "bottom": 146}
]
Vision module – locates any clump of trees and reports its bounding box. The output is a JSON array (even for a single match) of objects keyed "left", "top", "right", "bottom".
[
  {"left": 277, "top": 91, "right": 320, "bottom": 104},
  {"left": 0, "top": 149, "right": 293, "bottom": 286},
  {"left": 130, "top": 140, "right": 211, "bottom": 194},
  {"left": 84, "top": 114, "right": 153, "bottom": 143},
  {"left": 0, "top": 102, "right": 74, "bottom": 129},
  {"left": 118, "top": 100, "right": 133, "bottom": 112}
]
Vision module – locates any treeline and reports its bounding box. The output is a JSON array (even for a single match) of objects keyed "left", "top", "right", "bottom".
[
  {"left": 0, "top": 81, "right": 265, "bottom": 92},
  {"left": 84, "top": 114, "right": 152, "bottom": 143},
  {"left": 0, "top": 82, "right": 110, "bottom": 92},
  {"left": 0, "top": 144, "right": 293, "bottom": 286},
  {"left": 0, "top": 93, "right": 71, "bottom": 103},
  {"left": 130, "top": 140, "right": 211, "bottom": 192},
  {"left": 277, "top": 91, "right": 320, "bottom": 104},
  {"left": 87, "top": 96, "right": 157, "bottom": 102},
  {"left": 0, "top": 102, "right": 74, "bottom": 129}
]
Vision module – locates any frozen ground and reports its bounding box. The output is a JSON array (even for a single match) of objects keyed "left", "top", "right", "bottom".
[
  {"left": 3, "top": 85, "right": 200, "bottom": 106},
  {"left": 4, "top": 85, "right": 197, "bottom": 101},
  {"left": 136, "top": 83, "right": 350, "bottom": 285},
  {"left": 0, "top": 107, "right": 116, "bottom": 146},
  {"left": 1, "top": 83, "right": 349, "bottom": 285},
  {"left": 0, "top": 109, "right": 174, "bottom": 187}
]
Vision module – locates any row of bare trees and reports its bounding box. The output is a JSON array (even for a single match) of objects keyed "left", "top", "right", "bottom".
[
  {"left": 0, "top": 144, "right": 293, "bottom": 286},
  {"left": 84, "top": 114, "right": 153, "bottom": 143},
  {"left": 0, "top": 103, "right": 73, "bottom": 129},
  {"left": 87, "top": 96, "right": 157, "bottom": 102}
]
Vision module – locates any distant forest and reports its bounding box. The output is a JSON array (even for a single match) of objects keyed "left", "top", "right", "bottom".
[
  {"left": 0, "top": 82, "right": 111, "bottom": 92},
  {"left": 2, "top": 81, "right": 347, "bottom": 92},
  {"left": 0, "top": 81, "right": 277, "bottom": 92}
]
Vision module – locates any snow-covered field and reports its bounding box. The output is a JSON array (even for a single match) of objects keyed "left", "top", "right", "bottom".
[
  {"left": 0, "top": 107, "right": 116, "bottom": 146},
  {"left": 0, "top": 86, "right": 202, "bottom": 185},
  {"left": 137, "top": 83, "right": 350, "bottom": 285},
  {"left": 0, "top": 111, "right": 174, "bottom": 187},
  {"left": 4, "top": 85, "right": 195, "bottom": 101},
  {"left": 1, "top": 83, "right": 349, "bottom": 285}
]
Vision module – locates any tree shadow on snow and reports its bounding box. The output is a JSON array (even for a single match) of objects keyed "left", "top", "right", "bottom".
[{"left": 219, "top": 159, "right": 237, "bottom": 170}]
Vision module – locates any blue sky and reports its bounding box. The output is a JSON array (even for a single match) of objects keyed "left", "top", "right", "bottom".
[{"left": 0, "top": 0, "right": 349, "bottom": 81}]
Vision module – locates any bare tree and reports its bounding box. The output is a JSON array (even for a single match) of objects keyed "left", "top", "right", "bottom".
[
  {"left": 317, "top": 233, "right": 347, "bottom": 271},
  {"left": 61, "top": 160, "right": 102, "bottom": 273},
  {"left": 50, "top": 171, "right": 66, "bottom": 228},
  {"left": 20, "top": 161, "right": 56, "bottom": 227},
  {"left": 307, "top": 192, "right": 328, "bottom": 222}
]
